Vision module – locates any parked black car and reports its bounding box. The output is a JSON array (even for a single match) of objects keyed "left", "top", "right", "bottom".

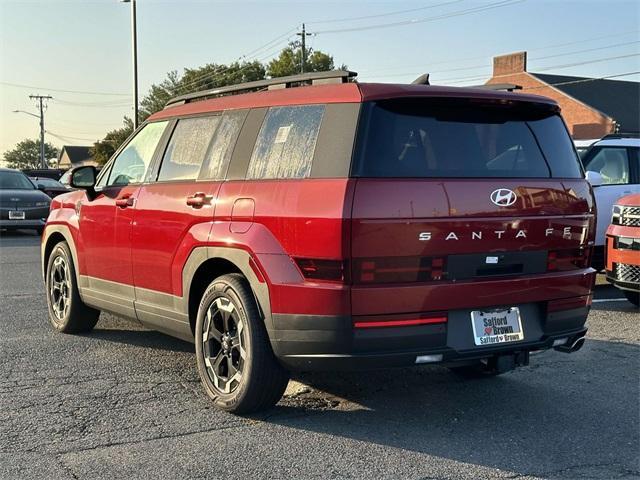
[
  {"left": 0, "top": 168, "right": 51, "bottom": 234},
  {"left": 29, "top": 177, "right": 69, "bottom": 198}
]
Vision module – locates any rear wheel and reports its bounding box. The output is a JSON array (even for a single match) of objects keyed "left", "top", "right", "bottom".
[
  {"left": 623, "top": 290, "right": 639, "bottom": 307},
  {"left": 45, "top": 241, "right": 100, "bottom": 333},
  {"left": 195, "top": 273, "right": 289, "bottom": 414}
]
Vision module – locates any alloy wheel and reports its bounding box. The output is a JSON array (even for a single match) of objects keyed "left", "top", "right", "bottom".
[
  {"left": 49, "top": 255, "right": 71, "bottom": 322},
  {"left": 201, "top": 297, "right": 246, "bottom": 394}
]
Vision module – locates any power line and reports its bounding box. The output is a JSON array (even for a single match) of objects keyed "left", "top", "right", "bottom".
[
  {"left": 308, "top": 0, "right": 466, "bottom": 25},
  {"left": 358, "top": 29, "right": 640, "bottom": 75},
  {"left": 176, "top": 29, "right": 297, "bottom": 94},
  {"left": 314, "top": 0, "right": 525, "bottom": 34},
  {"left": 367, "top": 40, "right": 640, "bottom": 79},
  {"left": 1, "top": 81, "right": 130, "bottom": 97}
]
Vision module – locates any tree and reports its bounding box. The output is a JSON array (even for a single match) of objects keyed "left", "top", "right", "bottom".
[
  {"left": 92, "top": 44, "right": 345, "bottom": 158},
  {"left": 3, "top": 139, "right": 58, "bottom": 170},
  {"left": 267, "top": 41, "right": 343, "bottom": 78},
  {"left": 89, "top": 117, "right": 134, "bottom": 165}
]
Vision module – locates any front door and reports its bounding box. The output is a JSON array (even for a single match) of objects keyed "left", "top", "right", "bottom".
[{"left": 78, "top": 120, "right": 169, "bottom": 316}]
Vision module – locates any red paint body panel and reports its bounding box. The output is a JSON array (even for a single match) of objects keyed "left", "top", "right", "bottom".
[{"left": 131, "top": 181, "right": 220, "bottom": 295}]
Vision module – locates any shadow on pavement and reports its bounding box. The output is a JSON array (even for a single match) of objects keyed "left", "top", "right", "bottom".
[
  {"left": 87, "top": 327, "right": 195, "bottom": 353},
  {"left": 255, "top": 338, "right": 639, "bottom": 477}
]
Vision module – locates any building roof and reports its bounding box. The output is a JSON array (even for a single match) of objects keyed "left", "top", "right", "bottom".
[
  {"left": 150, "top": 82, "right": 557, "bottom": 121},
  {"left": 58, "top": 146, "right": 93, "bottom": 165},
  {"left": 530, "top": 73, "right": 640, "bottom": 133}
]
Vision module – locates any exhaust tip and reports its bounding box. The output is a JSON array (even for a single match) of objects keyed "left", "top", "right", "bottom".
[{"left": 554, "top": 336, "right": 586, "bottom": 353}]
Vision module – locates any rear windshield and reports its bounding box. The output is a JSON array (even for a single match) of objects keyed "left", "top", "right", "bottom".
[{"left": 353, "top": 100, "right": 582, "bottom": 179}]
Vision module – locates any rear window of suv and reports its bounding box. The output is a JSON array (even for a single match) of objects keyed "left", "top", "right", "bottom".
[{"left": 353, "top": 99, "right": 582, "bottom": 179}]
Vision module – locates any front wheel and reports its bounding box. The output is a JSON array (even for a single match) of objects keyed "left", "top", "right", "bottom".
[
  {"left": 623, "top": 290, "right": 639, "bottom": 307},
  {"left": 195, "top": 274, "right": 289, "bottom": 414},
  {"left": 45, "top": 241, "right": 100, "bottom": 333}
]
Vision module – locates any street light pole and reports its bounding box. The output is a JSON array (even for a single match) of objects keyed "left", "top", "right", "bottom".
[{"left": 122, "top": 0, "right": 139, "bottom": 129}]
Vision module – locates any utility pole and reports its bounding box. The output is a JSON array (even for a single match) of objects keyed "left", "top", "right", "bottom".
[
  {"left": 29, "top": 95, "right": 52, "bottom": 169},
  {"left": 296, "top": 23, "right": 313, "bottom": 73},
  {"left": 121, "top": 0, "right": 138, "bottom": 128}
]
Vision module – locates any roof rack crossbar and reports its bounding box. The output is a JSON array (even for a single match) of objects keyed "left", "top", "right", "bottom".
[{"left": 165, "top": 70, "right": 357, "bottom": 107}]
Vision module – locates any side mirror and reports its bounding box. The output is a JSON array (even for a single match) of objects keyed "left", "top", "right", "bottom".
[
  {"left": 70, "top": 166, "right": 97, "bottom": 197},
  {"left": 36, "top": 183, "right": 46, "bottom": 191},
  {"left": 585, "top": 170, "right": 603, "bottom": 187}
]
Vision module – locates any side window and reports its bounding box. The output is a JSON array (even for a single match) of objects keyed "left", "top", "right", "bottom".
[
  {"left": 585, "top": 147, "right": 630, "bottom": 185},
  {"left": 158, "top": 116, "right": 220, "bottom": 182},
  {"left": 95, "top": 162, "right": 113, "bottom": 188},
  {"left": 200, "top": 110, "right": 247, "bottom": 180},
  {"left": 246, "top": 105, "right": 324, "bottom": 179},
  {"left": 107, "top": 121, "right": 168, "bottom": 186}
]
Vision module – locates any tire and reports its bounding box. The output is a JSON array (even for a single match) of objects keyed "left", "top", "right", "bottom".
[
  {"left": 45, "top": 241, "right": 100, "bottom": 333},
  {"left": 623, "top": 290, "right": 640, "bottom": 307},
  {"left": 195, "top": 273, "right": 289, "bottom": 414}
]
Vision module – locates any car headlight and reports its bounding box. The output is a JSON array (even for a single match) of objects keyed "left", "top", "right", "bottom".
[{"left": 35, "top": 201, "right": 49, "bottom": 207}]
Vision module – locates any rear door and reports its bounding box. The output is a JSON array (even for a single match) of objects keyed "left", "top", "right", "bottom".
[
  {"left": 130, "top": 111, "right": 246, "bottom": 309},
  {"left": 350, "top": 99, "right": 592, "bottom": 315}
]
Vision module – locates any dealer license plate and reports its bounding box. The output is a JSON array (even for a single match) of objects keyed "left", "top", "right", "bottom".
[
  {"left": 9, "top": 210, "right": 25, "bottom": 220},
  {"left": 471, "top": 307, "right": 524, "bottom": 346}
]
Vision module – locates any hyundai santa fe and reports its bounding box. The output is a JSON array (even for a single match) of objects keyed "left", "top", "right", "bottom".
[{"left": 42, "top": 71, "right": 596, "bottom": 413}]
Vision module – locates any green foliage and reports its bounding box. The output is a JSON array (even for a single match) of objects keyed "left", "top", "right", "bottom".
[
  {"left": 267, "top": 41, "right": 341, "bottom": 78},
  {"left": 3, "top": 139, "right": 58, "bottom": 170},
  {"left": 89, "top": 117, "right": 134, "bottom": 165},
  {"left": 93, "top": 44, "right": 343, "bottom": 158}
]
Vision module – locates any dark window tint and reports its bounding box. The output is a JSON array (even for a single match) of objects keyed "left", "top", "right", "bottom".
[
  {"left": 200, "top": 110, "right": 247, "bottom": 180},
  {"left": 528, "top": 115, "right": 582, "bottom": 177},
  {"left": 354, "top": 101, "right": 582, "bottom": 179},
  {"left": 158, "top": 116, "right": 220, "bottom": 182},
  {"left": 247, "top": 105, "right": 324, "bottom": 179},
  {"left": 584, "top": 147, "right": 630, "bottom": 185},
  {"left": 0, "top": 171, "right": 35, "bottom": 190}
]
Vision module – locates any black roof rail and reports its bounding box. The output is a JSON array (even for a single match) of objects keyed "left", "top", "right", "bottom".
[
  {"left": 469, "top": 83, "right": 522, "bottom": 92},
  {"left": 165, "top": 70, "right": 358, "bottom": 107}
]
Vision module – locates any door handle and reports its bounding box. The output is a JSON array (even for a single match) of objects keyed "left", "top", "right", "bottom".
[
  {"left": 115, "top": 195, "right": 135, "bottom": 208},
  {"left": 186, "top": 192, "right": 213, "bottom": 208}
]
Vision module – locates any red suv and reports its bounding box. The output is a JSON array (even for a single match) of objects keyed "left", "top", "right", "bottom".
[{"left": 42, "top": 71, "right": 596, "bottom": 413}]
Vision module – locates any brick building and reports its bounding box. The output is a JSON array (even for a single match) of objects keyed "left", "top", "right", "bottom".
[{"left": 485, "top": 51, "right": 640, "bottom": 140}]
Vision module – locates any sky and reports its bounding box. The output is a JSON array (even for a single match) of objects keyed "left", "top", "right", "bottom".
[{"left": 0, "top": 0, "right": 639, "bottom": 158}]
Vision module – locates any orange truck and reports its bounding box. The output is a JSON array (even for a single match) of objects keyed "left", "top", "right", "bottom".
[{"left": 606, "top": 194, "right": 640, "bottom": 307}]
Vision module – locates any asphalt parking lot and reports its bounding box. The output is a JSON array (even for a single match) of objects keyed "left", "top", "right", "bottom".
[{"left": 0, "top": 230, "right": 638, "bottom": 480}]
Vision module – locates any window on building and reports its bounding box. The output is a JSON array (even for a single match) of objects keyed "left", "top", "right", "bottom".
[{"left": 247, "top": 105, "right": 324, "bottom": 179}]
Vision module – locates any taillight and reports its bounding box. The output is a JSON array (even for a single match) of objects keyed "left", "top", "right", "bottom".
[
  {"left": 547, "top": 248, "right": 591, "bottom": 271},
  {"left": 294, "top": 258, "right": 347, "bottom": 283},
  {"left": 353, "top": 256, "right": 447, "bottom": 284},
  {"left": 354, "top": 312, "right": 448, "bottom": 329},
  {"left": 548, "top": 295, "right": 592, "bottom": 313}
]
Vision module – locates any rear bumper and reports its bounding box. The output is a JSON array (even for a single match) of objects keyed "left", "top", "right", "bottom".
[{"left": 271, "top": 304, "right": 589, "bottom": 371}]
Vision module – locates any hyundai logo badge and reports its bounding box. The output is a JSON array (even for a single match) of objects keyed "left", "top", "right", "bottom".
[{"left": 490, "top": 188, "right": 517, "bottom": 207}]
